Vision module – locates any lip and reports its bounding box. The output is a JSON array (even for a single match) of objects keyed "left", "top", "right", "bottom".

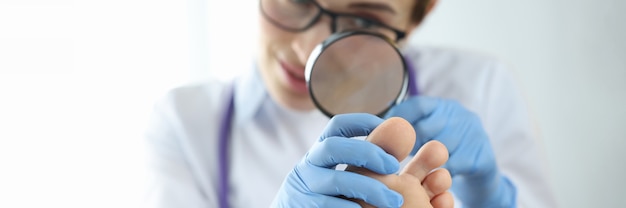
[{"left": 279, "top": 61, "right": 308, "bottom": 94}]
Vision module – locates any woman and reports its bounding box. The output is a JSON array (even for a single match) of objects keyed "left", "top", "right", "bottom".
[{"left": 144, "top": 0, "right": 557, "bottom": 207}]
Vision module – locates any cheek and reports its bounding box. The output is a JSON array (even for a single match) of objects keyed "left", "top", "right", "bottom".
[
  {"left": 258, "top": 19, "right": 294, "bottom": 58},
  {"left": 257, "top": 17, "right": 296, "bottom": 88}
]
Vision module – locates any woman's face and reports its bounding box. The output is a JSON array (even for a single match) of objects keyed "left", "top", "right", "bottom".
[{"left": 257, "top": 0, "right": 419, "bottom": 111}]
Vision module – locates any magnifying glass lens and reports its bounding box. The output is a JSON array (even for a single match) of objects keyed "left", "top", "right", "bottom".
[{"left": 307, "top": 32, "right": 406, "bottom": 117}]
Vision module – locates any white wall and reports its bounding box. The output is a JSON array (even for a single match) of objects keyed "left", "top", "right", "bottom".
[
  {"left": 0, "top": 0, "right": 190, "bottom": 207},
  {"left": 200, "top": 0, "right": 259, "bottom": 81},
  {"left": 410, "top": 0, "right": 626, "bottom": 207}
]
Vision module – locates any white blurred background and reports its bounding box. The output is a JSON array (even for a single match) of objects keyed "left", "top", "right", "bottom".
[{"left": 0, "top": 0, "right": 624, "bottom": 207}]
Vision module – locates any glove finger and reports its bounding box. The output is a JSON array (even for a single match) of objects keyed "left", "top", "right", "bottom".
[
  {"left": 419, "top": 99, "right": 477, "bottom": 147},
  {"left": 312, "top": 194, "right": 362, "bottom": 208},
  {"left": 385, "top": 96, "right": 444, "bottom": 143},
  {"left": 384, "top": 96, "right": 440, "bottom": 124},
  {"left": 271, "top": 191, "right": 361, "bottom": 208},
  {"left": 319, "top": 113, "right": 384, "bottom": 141},
  {"left": 389, "top": 97, "right": 475, "bottom": 153},
  {"left": 301, "top": 165, "right": 404, "bottom": 208},
  {"left": 439, "top": 130, "right": 496, "bottom": 177},
  {"left": 422, "top": 103, "right": 491, "bottom": 177},
  {"left": 307, "top": 136, "right": 400, "bottom": 174}
]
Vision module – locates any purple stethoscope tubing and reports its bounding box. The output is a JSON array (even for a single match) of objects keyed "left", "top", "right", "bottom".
[
  {"left": 218, "top": 85, "right": 235, "bottom": 208},
  {"left": 217, "top": 59, "right": 418, "bottom": 208}
]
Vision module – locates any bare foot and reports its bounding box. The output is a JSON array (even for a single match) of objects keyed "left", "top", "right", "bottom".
[{"left": 345, "top": 117, "right": 454, "bottom": 208}]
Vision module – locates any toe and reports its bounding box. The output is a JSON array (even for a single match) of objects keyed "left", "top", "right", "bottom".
[
  {"left": 400, "top": 140, "right": 449, "bottom": 181},
  {"left": 422, "top": 168, "right": 452, "bottom": 198},
  {"left": 365, "top": 117, "right": 416, "bottom": 161},
  {"left": 431, "top": 191, "right": 454, "bottom": 208}
]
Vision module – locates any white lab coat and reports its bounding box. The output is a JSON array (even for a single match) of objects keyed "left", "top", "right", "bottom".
[{"left": 143, "top": 45, "right": 558, "bottom": 208}]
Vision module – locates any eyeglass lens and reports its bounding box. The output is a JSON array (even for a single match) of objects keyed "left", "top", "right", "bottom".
[{"left": 260, "top": 0, "right": 399, "bottom": 40}]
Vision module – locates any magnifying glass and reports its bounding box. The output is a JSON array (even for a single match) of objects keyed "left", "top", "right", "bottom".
[{"left": 305, "top": 31, "right": 409, "bottom": 118}]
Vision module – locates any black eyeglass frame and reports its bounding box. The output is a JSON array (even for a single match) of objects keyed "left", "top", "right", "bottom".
[{"left": 259, "top": 0, "right": 407, "bottom": 42}]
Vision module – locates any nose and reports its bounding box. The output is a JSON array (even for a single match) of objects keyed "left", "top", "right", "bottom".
[{"left": 291, "top": 16, "right": 332, "bottom": 65}]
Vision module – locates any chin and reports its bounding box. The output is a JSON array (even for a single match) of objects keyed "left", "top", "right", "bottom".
[
  {"left": 258, "top": 59, "right": 315, "bottom": 111},
  {"left": 277, "top": 82, "right": 316, "bottom": 111}
]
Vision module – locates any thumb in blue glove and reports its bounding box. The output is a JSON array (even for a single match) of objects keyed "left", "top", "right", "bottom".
[
  {"left": 271, "top": 113, "right": 404, "bottom": 208},
  {"left": 385, "top": 96, "right": 517, "bottom": 208}
]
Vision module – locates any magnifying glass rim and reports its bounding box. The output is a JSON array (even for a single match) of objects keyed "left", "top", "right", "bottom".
[{"left": 305, "top": 30, "right": 409, "bottom": 118}]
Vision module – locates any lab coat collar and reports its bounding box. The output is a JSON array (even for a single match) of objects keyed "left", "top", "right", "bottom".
[{"left": 233, "top": 63, "right": 267, "bottom": 127}]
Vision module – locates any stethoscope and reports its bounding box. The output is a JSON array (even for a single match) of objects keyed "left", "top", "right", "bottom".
[{"left": 217, "top": 59, "right": 419, "bottom": 208}]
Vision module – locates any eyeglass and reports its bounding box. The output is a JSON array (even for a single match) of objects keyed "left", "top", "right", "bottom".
[{"left": 260, "top": 0, "right": 406, "bottom": 42}]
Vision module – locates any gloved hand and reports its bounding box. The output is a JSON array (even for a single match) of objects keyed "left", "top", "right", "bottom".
[
  {"left": 271, "top": 113, "right": 404, "bottom": 208},
  {"left": 385, "top": 96, "right": 517, "bottom": 208}
]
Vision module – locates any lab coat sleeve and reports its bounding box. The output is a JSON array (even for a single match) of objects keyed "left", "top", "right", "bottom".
[
  {"left": 481, "top": 61, "right": 559, "bottom": 208},
  {"left": 143, "top": 92, "right": 211, "bottom": 208}
]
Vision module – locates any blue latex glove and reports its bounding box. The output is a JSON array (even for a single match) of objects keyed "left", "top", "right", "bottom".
[
  {"left": 385, "top": 96, "right": 517, "bottom": 208},
  {"left": 271, "top": 113, "right": 404, "bottom": 208}
]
